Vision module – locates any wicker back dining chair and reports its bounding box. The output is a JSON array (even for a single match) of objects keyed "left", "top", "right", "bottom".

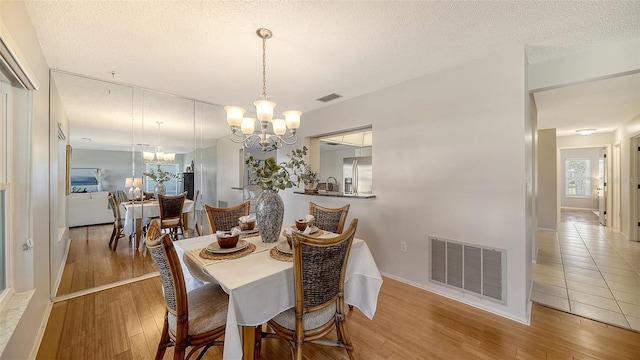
[
  {"left": 309, "top": 202, "right": 350, "bottom": 234},
  {"left": 107, "top": 192, "right": 126, "bottom": 250},
  {"left": 158, "top": 192, "right": 187, "bottom": 240},
  {"left": 266, "top": 218, "right": 359, "bottom": 360},
  {"left": 193, "top": 190, "right": 201, "bottom": 236},
  {"left": 204, "top": 201, "right": 250, "bottom": 233},
  {"left": 146, "top": 233, "right": 229, "bottom": 360}
]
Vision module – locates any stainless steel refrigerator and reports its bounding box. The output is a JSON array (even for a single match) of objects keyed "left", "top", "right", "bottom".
[{"left": 343, "top": 156, "right": 372, "bottom": 194}]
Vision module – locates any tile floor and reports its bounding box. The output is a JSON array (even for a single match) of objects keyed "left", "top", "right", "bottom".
[{"left": 532, "top": 209, "right": 640, "bottom": 331}]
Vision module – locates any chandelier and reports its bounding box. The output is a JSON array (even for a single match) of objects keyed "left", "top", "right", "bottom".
[
  {"left": 143, "top": 121, "right": 175, "bottom": 163},
  {"left": 225, "top": 28, "right": 302, "bottom": 152}
]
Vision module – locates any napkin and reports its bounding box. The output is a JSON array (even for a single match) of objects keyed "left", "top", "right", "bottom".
[
  {"left": 239, "top": 215, "right": 255, "bottom": 223},
  {"left": 216, "top": 227, "right": 241, "bottom": 237},
  {"left": 304, "top": 214, "right": 315, "bottom": 223},
  {"left": 302, "top": 226, "right": 313, "bottom": 235},
  {"left": 285, "top": 228, "right": 293, "bottom": 237}
]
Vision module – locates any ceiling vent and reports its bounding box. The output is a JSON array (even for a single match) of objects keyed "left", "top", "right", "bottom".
[{"left": 316, "top": 93, "right": 342, "bottom": 103}]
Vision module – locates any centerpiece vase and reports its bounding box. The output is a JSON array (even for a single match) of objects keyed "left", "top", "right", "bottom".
[
  {"left": 154, "top": 182, "right": 166, "bottom": 197},
  {"left": 255, "top": 189, "right": 284, "bottom": 243}
]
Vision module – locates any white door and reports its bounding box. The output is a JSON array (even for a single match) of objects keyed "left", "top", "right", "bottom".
[{"left": 598, "top": 148, "right": 607, "bottom": 226}]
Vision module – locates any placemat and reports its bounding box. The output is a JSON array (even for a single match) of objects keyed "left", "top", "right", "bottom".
[
  {"left": 199, "top": 242, "right": 256, "bottom": 260},
  {"left": 270, "top": 246, "right": 293, "bottom": 262}
]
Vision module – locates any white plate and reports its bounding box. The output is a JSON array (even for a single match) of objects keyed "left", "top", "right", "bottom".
[
  {"left": 206, "top": 239, "right": 248, "bottom": 254},
  {"left": 239, "top": 227, "right": 259, "bottom": 235},
  {"left": 276, "top": 240, "right": 293, "bottom": 255},
  {"left": 289, "top": 225, "right": 320, "bottom": 234}
]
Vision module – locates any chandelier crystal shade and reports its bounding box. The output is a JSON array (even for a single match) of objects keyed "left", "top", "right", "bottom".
[
  {"left": 225, "top": 28, "right": 302, "bottom": 152},
  {"left": 144, "top": 121, "right": 175, "bottom": 163}
]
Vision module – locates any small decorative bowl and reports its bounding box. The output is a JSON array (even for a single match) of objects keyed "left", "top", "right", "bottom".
[
  {"left": 217, "top": 232, "right": 239, "bottom": 248},
  {"left": 238, "top": 219, "right": 256, "bottom": 231},
  {"left": 295, "top": 219, "right": 311, "bottom": 231}
]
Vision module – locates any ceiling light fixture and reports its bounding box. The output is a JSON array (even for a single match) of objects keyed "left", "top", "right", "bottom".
[
  {"left": 576, "top": 129, "right": 596, "bottom": 136},
  {"left": 143, "top": 121, "right": 175, "bottom": 163},
  {"left": 225, "top": 28, "right": 302, "bottom": 152}
]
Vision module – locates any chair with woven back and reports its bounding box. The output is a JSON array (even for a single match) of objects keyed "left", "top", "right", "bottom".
[
  {"left": 107, "top": 192, "right": 126, "bottom": 250},
  {"left": 146, "top": 232, "right": 229, "bottom": 360},
  {"left": 309, "top": 202, "right": 350, "bottom": 234},
  {"left": 204, "top": 201, "right": 250, "bottom": 233},
  {"left": 265, "top": 218, "right": 359, "bottom": 360},
  {"left": 193, "top": 189, "right": 201, "bottom": 236},
  {"left": 158, "top": 192, "right": 187, "bottom": 240}
]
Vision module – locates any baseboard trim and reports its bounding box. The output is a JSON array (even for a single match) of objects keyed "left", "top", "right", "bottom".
[
  {"left": 537, "top": 227, "right": 557, "bottom": 232},
  {"left": 560, "top": 206, "right": 599, "bottom": 211},
  {"left": 379, "top": 272, "right": 530, "bottom": 326},
  {"left": 29, "top": 299, "right": 53, "bottom": 360},
  {"left": 52, "top": 232, "right": 71, "bottom": 297},
  {"left": 52, "top": 272, "right": 160, "bottom": 303}
]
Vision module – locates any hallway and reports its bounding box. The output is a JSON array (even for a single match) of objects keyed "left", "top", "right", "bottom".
[{"left": 532, "top": 209, "right": 640, "bottom": 331}]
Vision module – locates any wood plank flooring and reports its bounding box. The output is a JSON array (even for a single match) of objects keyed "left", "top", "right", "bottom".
[
  {"left": 38, "top": 275, "right": 640, "bottom": 359},
  {"left": 57, "top": 225, "right": 157, "bottom": 296}
]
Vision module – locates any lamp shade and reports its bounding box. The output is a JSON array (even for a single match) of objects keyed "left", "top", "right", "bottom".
[
  {"left": 225, "top": 106, "right": 246, "bottom": 127},
  {"left": 254, "top": 99, "right": 276, "bottom": 122},
  {"left": 272, "top": 119, "right": 286, "bottom": 136},
  {"left": 283, "top": 110, "right": 302, "bottom": 129},
  {"left": 143, "top": 152, "right": 155, "bottom": 161},
  {"left": 241, "top": 117, "right": 256, "bottom": 135},
  {"left": 125, "top": 177, "right": 133, "bottom": 187},
  {"left": 133, "top": 177, "right": 143, "bottom": 187}
]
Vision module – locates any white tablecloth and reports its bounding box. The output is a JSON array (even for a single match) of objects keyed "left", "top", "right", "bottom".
[
  {"left": 121, "top": 199, "right": 194, "bottom": 237},
  {"left": 174, "top": 231, "right": 383, "bottom": 360}
]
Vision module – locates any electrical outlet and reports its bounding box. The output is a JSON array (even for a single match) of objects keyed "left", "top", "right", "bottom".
[{"left": 400, "top": 241, "right": 407, "bottom": 252}]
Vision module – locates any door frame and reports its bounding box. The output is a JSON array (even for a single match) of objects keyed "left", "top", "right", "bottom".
[{"left": 556, "top": 144, "right": 613, "bottom": 227}]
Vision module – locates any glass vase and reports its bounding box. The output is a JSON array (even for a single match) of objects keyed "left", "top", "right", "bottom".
[{"left": 154, "top": 182, "right": 166, "bottom": 197}]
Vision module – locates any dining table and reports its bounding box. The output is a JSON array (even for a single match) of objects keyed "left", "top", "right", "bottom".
[
  {"left": 173, "top": 227, "right": 383, "bottom": 360},
  {"left": 121, "top": 199, "right": 194, "bottom": 249}
]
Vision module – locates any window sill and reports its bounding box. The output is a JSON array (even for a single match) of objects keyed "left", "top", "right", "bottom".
[{"left": 0, "top": 289, "right": 35, "bottom": 355}]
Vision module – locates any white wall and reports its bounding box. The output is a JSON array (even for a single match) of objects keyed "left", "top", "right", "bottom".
[
  {"left": 1, "top": 1, "right": 52, "bottom": 358},
  {"left": 617, "top": 117, "right": 640, "bottom": 239},
  {"left": 216, "top": 139, "right": 243, "bottom": 208},
  {"left": 278, "top": 46, "right": 530, "bottom": 321},
  {"left": 537, "top": 129, "right": 557, "bottom": 229},
  {"left": 560, "top": 148, "right": 601, "bottom": 210}
]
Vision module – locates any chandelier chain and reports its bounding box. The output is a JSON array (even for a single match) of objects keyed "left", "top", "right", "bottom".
[{"left": 262, "top": 35, "right": 267, "bottom": 99}]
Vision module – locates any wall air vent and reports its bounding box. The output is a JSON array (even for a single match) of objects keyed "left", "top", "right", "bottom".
[
  {"left": 316, "top": 93, "right": 343, "bottom": 103},
  {"left": 429, "top": 236, "right": 506, "bottom": 304},
  {"left": 57, "top": 122, "right": 67, "bottom": 140}
]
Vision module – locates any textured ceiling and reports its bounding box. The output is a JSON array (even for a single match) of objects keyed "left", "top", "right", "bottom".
[{"left": 24, "top": 1, "right": 640, "bottom": 150}]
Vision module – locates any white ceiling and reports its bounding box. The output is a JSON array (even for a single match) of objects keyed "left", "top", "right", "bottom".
[{"left": 24, "top": 1, "right": 640, "bottom": 149}]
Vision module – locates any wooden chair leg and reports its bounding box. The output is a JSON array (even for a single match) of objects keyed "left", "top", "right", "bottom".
[
  {"left": 108, "top": 226, "right": 116, "bottom": 247},
  {"left": 155, "top": 316, "right": 171, "bottom": 360}
]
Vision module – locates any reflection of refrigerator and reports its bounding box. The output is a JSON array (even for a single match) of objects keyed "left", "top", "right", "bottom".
[{"left": 343, "top": 156, "right": 372, "bottom": 194}]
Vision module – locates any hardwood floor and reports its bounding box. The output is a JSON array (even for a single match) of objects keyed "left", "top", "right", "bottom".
[
  {"left": 57, "top": 225, "right": 157, "bottom": 296},
  {"left": 38, "top": 275, "right": 640, "bottom": 359}
]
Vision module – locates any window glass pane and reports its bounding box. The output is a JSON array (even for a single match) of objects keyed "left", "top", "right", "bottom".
[
  {"left": 144, "top": 163, "right": 179, "bottom": 195},
  {"left": 565, "top": 159, "right": 591, "bottom": 196}
]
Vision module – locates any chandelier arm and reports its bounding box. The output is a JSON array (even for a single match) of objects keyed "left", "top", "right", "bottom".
[{"left": 275, "top": 134, "right": 298, "bottom": 146}]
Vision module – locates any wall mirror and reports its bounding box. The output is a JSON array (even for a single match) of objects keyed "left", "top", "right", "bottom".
[{"left": 49, "top": 70, "right": 224, "bottom": 298}]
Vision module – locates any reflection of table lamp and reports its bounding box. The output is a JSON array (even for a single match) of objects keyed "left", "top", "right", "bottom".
[
  {"left": 133, "top": 177, "right": 143, "bottom": 200},
  {"left": 125, "top": 177, "right": 134, "bottom": 200}
]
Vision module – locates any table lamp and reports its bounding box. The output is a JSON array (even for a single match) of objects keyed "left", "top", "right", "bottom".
[
  {"left": 133, "top": 177, "right": 143, "bottom": 200},
  {"left": 125, "top": 177, "right": 134, "bottom": 200}
]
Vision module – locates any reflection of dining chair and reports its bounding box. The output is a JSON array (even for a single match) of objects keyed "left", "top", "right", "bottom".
[
  {"left": 107, "top": 193, "right": 126, "bottom": 250},
  {"left": 309, "top": 202, "right": 350, "bottom": 234},
  {"left": 192, "top": 189, "right": 201, "bottom": 236},
  {"left": 158, "top": 192, "right": 187, "bottom": 240},
  {"left": 146, "top": 233, "right": 229, "bottom": 360},
  {"left": 145, "top": 218, "right": 161, "bottom": 247},
  {"left": 266, "top": 218, "right": 359, "bottom": 360},
  {"left": 204, "top": 201, "right": 250, "bottom": 233},
  {"left": 143, "top": 191, "right": 155, "bottom": 200}
]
